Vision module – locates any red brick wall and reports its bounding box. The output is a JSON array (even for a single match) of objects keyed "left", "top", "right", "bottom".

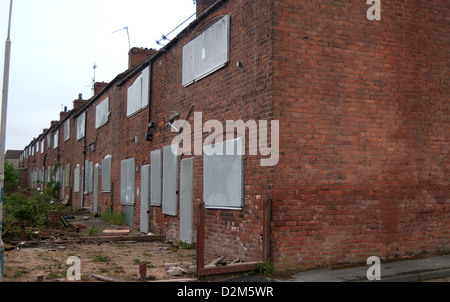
[
  {"left": 272, "top": 0, "right": 450, "bottom": 270},
  {"left": 196, "top": 0, "right": 216, "bottom": 16},
  {"left": 117, "top": 73, "right": 152, "bottom": 229},
  {"left": 19, "top": 0, "right": 275, "bottom": 263},
  {"left": 18, "top": 0, "right": 449, "bottom": 273},
  {"left": 145, "top": 0, "right": 274, "bottom": 261}
]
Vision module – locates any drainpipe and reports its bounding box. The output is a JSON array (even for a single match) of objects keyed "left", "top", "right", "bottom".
[
  {"left": 145, "top": 61, "right": 154, "bottom": 232},
  {"left": 145, "top": 60, "right": 154, "bottom": 142},
  {"left": 0, "top": 0, "right": 13, "bottom": 282},
  {"left": 82, "top": 108, "right": 88, "bottom": 208}
]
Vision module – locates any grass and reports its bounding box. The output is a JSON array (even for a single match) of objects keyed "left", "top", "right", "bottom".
[
  {"left": 133, "top": 258, "right": 154, "bottom": 267},
  {"left": 100, "top": 208, "right": 127, "bottom": 226},
  {"left": 88, "top": 226, "right": 99, "bottom": 236},
  {"left": 93, "top": 254, "right": 110, "bottom": 263},
  {"left": 13, "top": 268, "right": 29, "bottom": 278},
  {"left": 179, "top": 241, "right": 197, "bottom": 250}
]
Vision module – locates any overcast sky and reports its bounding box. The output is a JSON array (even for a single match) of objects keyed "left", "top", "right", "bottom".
[{"left": 0, "top": 0, "right": 196, "bottom": 152}]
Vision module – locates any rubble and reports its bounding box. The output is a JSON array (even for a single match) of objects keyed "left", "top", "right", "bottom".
[{"left": 165, "top": 262, "right": 196, "bottom": 276}]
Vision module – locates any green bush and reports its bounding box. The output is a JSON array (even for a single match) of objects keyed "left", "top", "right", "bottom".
[
  {"left": 257, "top": 259, "right": 275, "bottom": 276},
  {"left": 3, "top": 187, "right": 64, "bottom": 232},
  {"left": 4, "top": 161, "right": 19, "bottom": 193}
]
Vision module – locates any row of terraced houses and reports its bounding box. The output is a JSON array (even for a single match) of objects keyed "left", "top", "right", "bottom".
[{"left": 18, "top": 0, "right": 449, "bottom": 273}]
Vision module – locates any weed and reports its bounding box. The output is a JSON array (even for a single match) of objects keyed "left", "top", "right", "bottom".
[
  {"left": 88, "top": 226, "right": 99, "bottom": 236},
  {"left": 179, "top": 241, "right": 197, "bottom": 250},
  {"left": 100, "top": 208, "right": 127, "bottom": 226},
  {"left": 13, "top": 268, "right": 29, "bottom": 278},
  {"left": 98, "top": 267, "right": 110, "bottom": 274},
  {"left": 46, "top": 271, "right": 60, "bottom": 279},
  {"left": 93, "top": 254, "right": 110, "bottom": 263},
  {"left": 257, "top": 259, "right": 274, "bottom": 276},
  {"left": 2, "top": 186, "right": 64, "bottom": 235}
]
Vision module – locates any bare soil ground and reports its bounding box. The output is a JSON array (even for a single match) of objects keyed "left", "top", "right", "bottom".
[
  {"left": 2, "top": 214, "right": 212, "bottom": 282},
  {"left": 4, "top": 241, "right": 197, "bottom": 282}
]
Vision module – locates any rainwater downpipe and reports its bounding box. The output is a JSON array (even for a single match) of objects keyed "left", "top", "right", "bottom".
[
  {"left": 146, "top": 60, "right": 154, "bottom": 142},
  {"left": 82, "top": 108, "right": 88, "bottom": 208}
]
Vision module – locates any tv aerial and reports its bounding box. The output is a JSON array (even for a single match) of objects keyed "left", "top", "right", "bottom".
[{"left": 113, "top": 26, "right": 131, "bottom": 50}]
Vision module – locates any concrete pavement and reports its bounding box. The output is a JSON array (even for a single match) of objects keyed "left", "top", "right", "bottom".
[{"left": 284, "top": 254, "right": 450, "bottom": 282}]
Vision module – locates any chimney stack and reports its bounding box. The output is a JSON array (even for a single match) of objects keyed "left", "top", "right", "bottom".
[
  {"left": 94, "top": 82, "right": 109, "bottom": 96},
  {"left": 60, "top": 110, "right": 69, "bottom": 121},
  {"left": 128, "top": 47, "right": 157, "bottom": 69},
  {"left": 73, "top": 94, "right": 88, "bottom": 110}
]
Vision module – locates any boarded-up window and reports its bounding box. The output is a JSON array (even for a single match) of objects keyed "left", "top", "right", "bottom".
[
  {"left": 182, "top": 15, "right": 230, "bottom": 86},
  {"left": 162, "top": 145, "right": 179, "bottom": 216},
  {"left": 96, "top": 97, "right": 110, "bottom": 129},
  {"left": 127, "top": 67, "right": 149, "bottom": 117},
  {"left": 40, "top": 140, "right": 44, "bottom": 154},
  {"left": 55, "top": 166, "right": 61, "bottom": 183},
  {"left": 47, "top": 166, "right": 52, "bottom": 182},
  {"left": 74, "top": 164, "right": 80, "bottom": 192},
  {"left": 101, "top": 155, "right": 112, "bottom": 192},
  {"left": 65, "top": 163, "right": 70, "bottom": 187},
  {"left": 47, "top": 135, "right": 51, "bottom": 149},
  {"left": 150, "top": 150, "right": 162, "bottom": 206},
  {"left": 77, "top": 112, "right": 85, "bottom": 140},
  {"left": 120, "top": 158, "right": 135, "bottom": 205},
  {"left": 85, "top": 160, "right": 94, "bottom": 193},
  {"left": 39, "top": 168, "right": 44, "bottom": 183},
  {"left": 180, "top": 157, "right": 194, "bottom": 244},
  {"left": 64, "top": 120, "right": 70, "bottom": 141},
  {"left": 204, "top": 137, "right": 243, "bottom": 210},
  {"left": 53, "top": 130, "right": 59, "bottom": 149}
]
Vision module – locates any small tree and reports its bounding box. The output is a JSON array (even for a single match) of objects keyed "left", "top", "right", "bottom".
[{"left": 4, "top": 161, "right": 19, "bottom": 193}]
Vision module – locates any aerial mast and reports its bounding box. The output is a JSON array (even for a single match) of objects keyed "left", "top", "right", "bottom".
[{"left": 0, "top": 0, "right": 14, "bottom": 282}]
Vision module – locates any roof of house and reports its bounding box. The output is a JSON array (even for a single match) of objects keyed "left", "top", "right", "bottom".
[{"left": 5, "top": 150, "right": 22, "bottom": 159}]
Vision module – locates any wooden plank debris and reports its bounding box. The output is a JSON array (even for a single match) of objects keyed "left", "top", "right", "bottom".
[
  {"left": 102, "top": 228, "right": 131, "bottom": 234},
  {"left": 91, "top": 274, "right": 128, "bottom": 282},
  {"left": 10, "top": 234, "right": 165, "bottom": 246}
]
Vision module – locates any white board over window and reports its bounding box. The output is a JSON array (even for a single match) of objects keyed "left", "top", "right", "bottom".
[
  {"left": 203, "top": 137, "right": 243, "bottom": 210},
  {"left": 64, "top": 120, "right": 70, "bottom": 141},
  {"left": 150, "top": 150, "right": 162, "bottom": 206},
  {"left": 182, "top": 15, "right": 230, "bottom": 86},
  {"left": 101, "top": 155, "right": 112, "bottom": 192},
  {"left": 162, "top": 145, "right": 179, "bottom": 216},
  {"left": 53, "top": 130, "right": 59, "bottom": 149},
  {"left": 74, "top": 164, "right": 80, "bottom": 193},
  {"left": 77, "top": 112, "right": 85, "bottom": 140},
  {"left": 120, "top": 158, "right": 135, "bottom": 205},
  {"left": 127, "top": 67, "right": 149, "bottom": 117},
  {"left": 96, "top": 97, "right": 110, "bottom": 129}
]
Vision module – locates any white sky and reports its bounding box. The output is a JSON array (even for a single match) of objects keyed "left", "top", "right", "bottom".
[{"left": 0, "top": 0, "right": 196, "bottom": 151}]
